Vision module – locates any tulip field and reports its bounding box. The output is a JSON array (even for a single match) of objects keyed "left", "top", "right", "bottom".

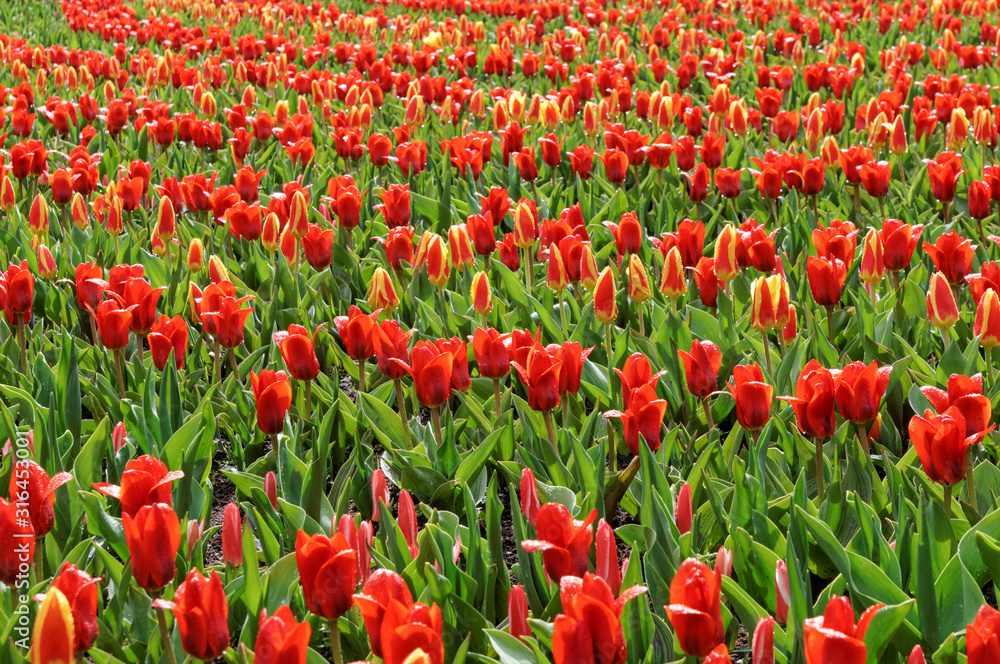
[{"left": 14, "top": 0, "right": 1000, "bottom": 663}]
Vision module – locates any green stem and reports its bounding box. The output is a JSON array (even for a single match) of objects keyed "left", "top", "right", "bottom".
[
  {"left": 856, "top": 421, "right": 870, "bottom": 457},
  {"left": 394, "top": 379, "right": 411, "bottom": 448},
  {"left": 304, "top": 379, "right": 312, "bottom": 423},
  {"left": 493, "top": 378, "right": 502, "bottom": 421},
  {"left": 356, "top": 359, "right": 365, "bottom": 394},
  {"left": 703, "top": 397, "right": 714, "bottom": 430},
  {"left": 213, "top": 338, "right": 221, "bottom": 384},
  {"left": 944, "top": 484, "right": 953, "bottom": 519},
  {"left": 431, "top": 406, "right": 443, "bottom": 450},
  {"left": 228, "top": 348, "right": 240, "bottom": 382},
  {"left": 815, "top": 436, "right": 825, "bottom": 504},
  {"left": 156, "top": 605, "right": 179, "bottom": 664},
  {"left": 544, "top": 409, "right": 558, "bottom": 450},
  {"left": 638, "top": 302, "right": 645, "bottom": 336},
  {"left": 113, "top": 349, "right": 126, "bottom": 396},
  {"left": 16, "top": 323, "right": 27, "bottom": 376},
  {"left": 967, "top": 447, "right": 979, "bottom": 515},
  {"left": 761, "top": 330, "right": 772, "bottom": 375},
  {"left": 826, "top": 305, "right": 835, "bottom": 343},
  {"left": 987, "top": 347, "right": 995, "bottom": 389},
  {"left": 525, "top": 249, "right": 534, "bottom": 290},
  {"left": 329, "top": 619, "right": 343, "bottom": 664},
  {"left": 558, "top": 290, "right": 567, "bottom": 333}
]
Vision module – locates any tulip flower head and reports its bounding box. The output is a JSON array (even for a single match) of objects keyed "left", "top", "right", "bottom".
[
  {"left": 154, "top": 570, "right": 230, "bottom": 661},
  {"left": 803, "top": 596, "right": 880, "bottom": 664},
  {"left": 520, "top": 503, "right": 598, "bottom": 582},
  {"left": 665, "top": 558, "right": 724, "bottom": 658}
]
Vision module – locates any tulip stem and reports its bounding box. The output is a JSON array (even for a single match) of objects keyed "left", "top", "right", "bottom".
[
  {"left": 967, "top": 447, "right": 979, "bottom": 515},
  {"left": 637, "top": 303, "right": 645, "bottom": 336},
  {"left": 761, "top": 331, "right": 772, "bottom": 375},
  {"left": 228, "top": 349, "right": 240, "bottom": 382},
  {"left": 562, "top": 396, "right": 570, "bottom": 430},
  {"left": 815, "top": 437, "right": 825, "bottom": 504},
  {"left": 16, "top": 323, "right": 27, "bottom": 376},
  {"left": 558, "top": 290, "right": 567, "bottom": 332},
  {"left": 394, "top": 379, "right": 411, "bottom": 448},
  {"left": 431, "top": 406, "right": 443, "bottom": 450},
  {"left": 943, "top": 484, "right": 953, "bottom": 519},
  {"left": 213, "top": 338, "right": 221, "bottom": 384},
  {"left": 544, "top": 409, "right": 558, "bottom": 451},
  {"left": 356, "top": 359, "right": 365, "bottom": 394},
  {"left": 856, "top": 421, "right": 870, "bottom": 457},
  {"left": 987, "top": 348, "right": 995, "bottom": 388},
  {"left": 702, "top": 397, "right": 714, "bottom": 431},
  {"left": 811, "top": 195, "right": 819, "bottom": 229},
  {"left": 156, "top": 604, "right": 178, "bottom": 664},
  {"left": 493, "top": 378, "right": 502, "bottom": 421},
  {"left": 942, "top": 327, "right": 951, "bottom": 351},
  {"left": 852, "top": 184, "right": 861, "bottom": 222},
  {"left": 826, "top": 306, "right": 834, "bottom": 343},
  {"left": 329, "top": 619, "right": 344, "bottom": 664},
  {"left": 525, "top": 249, "right": 534, "bottom": 290},
  {"left": 113, "top": 349, "right": 126, "bottom": 396},
  {"left": 304, "top": 379, "right": 312, "bottom": 423}
]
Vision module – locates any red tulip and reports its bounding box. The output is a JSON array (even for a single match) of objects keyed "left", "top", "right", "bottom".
[
  {"left": 546, "top": 341, "right": 592, "bottom": 396},
  {"left": 250, "top": 370, "right": 293, "bottom": 435},
  {"left": 511, "top": 344, "right": 562, "bottom": 412},
  {"left": 678, "top": 340, "right": 721, "bottom": 399},
  {"left": 333, "top": 305, "right": 379, "bottom": 360},
  {"left": 665, "top": 558, "right": 724, "bottom": 658},
  {"left": 593, "top": 267, "right": 618, "bottom": 325},
  {"left": 716, "top": 168, "right": 742, "bottom": 198},
  {"left": 371, "top": 469, "right": 390, "bottom": 521},
  {"left": 264, "top": 471, "right": 278, "bottom": 510},
  {"left": 295, "top": 530, "right": 356, "bottom": 619},
  {"left": 10, "top": 460, "right": 71, "bottom": 538},
  {"left": 92, "top": 455, "right": 183, "bottom": 518},
  {"left": 859, "top": 160, "right": 891, "bottom": 198},
  {"left": 49, "top": 563, "right": 100, "bottom": 653},
  {"left": 352, "top": 570, "right": 415, "bottom": 658},
  {"left": 122, "top": 503, "right": 180, "bottom": 592},
  {"left": 928, "top": 272, "right": 960, "bottom": 329},
  {"left": 926, "top": 151, "right": 964, "bottom": 202},
  {"left": 155, "top": 570, "right": 229, "bottom": 661},
  {"left": 970, "top": 180, "right": 992, "bottom": 220},
  {"left": 812, "top": 220, "right": 858, "bottom": 268},
  {"left": 727, "top": 364, "right": 773, "bottom": 431},
  {"left": 803, "top": 596, "right": 880, "bottom": 664},
  {"left": 835, "top": 361, "right": 891, "bottom": 423},
  {"left": 472, "top": 328, "right": 510, "bottom": 380},
  {"left": 508, "top": 585, "right": 530, "bottom": 641},
  {"left": 921, "top": 374, "right": 993, "bottom": 437},
  {"left": 255, "top": 605, "right": 311, "bottom": 664},
  {"left": 753, "top": 617, "right": 775, "bottom": 664},
  {"left": 520, "top": 468, "right": 540, "bottom": 527},
  {"left": 615, "top": 354, "right": 666, "bottom": 407},
  {"left": 553, "top": 573, "right": 646, "bottom": 664},
  {"left": 5, "top": 260, "right": 34, "bottom": 327},
  {"left": 393, "top": 341, "right": 454, "bottom": 408},
  {"left": 604, "top": 384, "right": 668, "bottom": 454},
  {"left": 379, "top": 599, "right": 445, "bottom": 664},
  {"left": 909, "top": 407, "right": 991, "bottom": 485},
  {"left": 595, "top": 519, "right": 622, "bottom": 597},
  {"left": 222, "top": 503, "right": 243, "bottom": 567},
  {"left": 806, "top": 256, "right": 847, "bottom": 307},
  {"left": 148, "top": 315, "right": 188, "bottom": 371},
  {"left": 273, "top": 324, "right": 323, "bottom": 381},
  {"left": 376, "top": 184, "right": 411, "bottom": 228},
  {"left": 692, "top": 257, "right": 722, "bottom": 308},
  {"left": 779, "top": 360, "right": 836, "bottom": 438},
  {"left": 89, "top": 298, "right": 135, "bottom": 350},
  {"left": 600, "top": 148, "right": 629, "bottom": 184},
  {"left": 923, "top": 230, "right": 975, "bottom": 285},
  {"left": 521, "top": 503, "right": 598, "bottom": 582},
  {"left": 968, "top": 605, "right": 1000, "bottom": 664},
  {"left": 31, "top": 587, "right": 74, "bottom": 664}
]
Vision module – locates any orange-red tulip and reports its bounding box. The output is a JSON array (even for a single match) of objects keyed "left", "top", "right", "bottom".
[
  {"left": 122, "top": 503, "right": 180, "bottom": 592},
  {"left": 678, "top": 340, "right": 721, "bottom": 399},
  {"left": 155, "top": 570, "right": 229, "bottom": 661},
  {"left": 92, "top": 455, "right": 183, "bottom": 518},
  {"left": 521, "top": 503, "right": 598, "bottom": 582},
  {"left": 295, "top": 530, "right": 356, "bottom": 619},
  {"left": 250, "top": 370, "right": 293, "bottom": 434},
  {"left": 779, "top": 359, "right": 836, "bottom": 438},
  {"left": 928, "top": 272, "right": 960, "bottom": 329},
  {"left": 665, "top": 558, "right": 724, "bottom": 658}
]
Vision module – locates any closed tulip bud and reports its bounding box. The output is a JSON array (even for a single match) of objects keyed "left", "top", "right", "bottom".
[
  {"left": 859, "top": 229, "right": 885, "bottom": 285},
  {"left": 112, "top": 422, "right": 127, "bottom": 453},
  {"left": 29, "top": 194, "right": 49, "bottom": 238},
  {"left": 969, "top": 180, "right": 992, "bottom": 220},
  {"left": 975, "top": 288, "right": 1000, "bottom": 348},
  {"left": 448, "top": 224, "right": 475, "bottom": 271},
  {"left": 714, "top": 546, "right": 733, "bottom": 578},
  {"left": 187, "top": 239, "right": 204, "bottom": 272},
  {"left": 264, "top": 471, "right": 278, "bottom": 510},
  {"left": 753, "top": 617, "right": 775, "bottom": 664},
  {"left": 37, "top": 245, "right": 56, "bottom": 279},
  {"left": 425, "top": 234, "right": 450, "bottom": 288},
  {"left": 660, "top": 246, "right": 687, "bottom": 299},
  {"left": 579, "top": 243, "right": 599, "bottom": 290},
  {"left": 665, "top": 558, "right": 723, "bottom": 658},
  {"left": 593, "top": 267, "right": 618, "bottom": 324},
  {"left": 714, "top": 226, "right": 740, "bottom": 284},
  {"left": 627, "top": 254, "right": 652, "bottom": 303},
  {"left": 775, "top": 560, "right": 790, "bottom": 624},
  {"left": 367, "top": 267, "right": 399, "bottom": 313},
  {"left": 783, "top": 305, "right": 798, "bottom": 343},
  {"left": 508, "top": 585, "right": 530, "bottom": 641},
  {"left": 221, "top": 503, "right": 243, "bottom": 567},
  {"left": 512, "top": 200, "right": 536, "bottom": 249},
  {"left": 947, "top": 108, "right": 969, "bottom": 150},
  {"left": 675, "top": 482, "right": 692, "bottom": 534},
  {"left": 104, "top": 196, "right": 123, "bottom": 236},
  {"left": 821, "top": 135, "right": 840, "bottom": 166},
  {"left": 888, "top": 115, "right": 907, "bottom": 155},
  {"left": 751, "top": 275, "right": 784, "bottom": 332},
  {"left": 122, "top": 503, "right": 181, "bottom": 592},
  {"left": 32, "top": 587, "right": 75, "bottom": 664},
  {"left": 262, "top": 212, "right": 281, "bottom": 252},
  {"left": 288, "top": 190, "right": 309, "bottom": 239},
  {"left": 471, "top": 271, "right": 492, "bottom": 315},
  {"left": 729, "top": 99, "right": 748, "bottom": 136},
  {"left": 909, "top": 646, "right": 926, "bottom": 664},
  {"left": 547, "top": 244, "right": 569, "bottom": 292},
  {"left": 155, "top": 570, "right": 230, "bottom": 661},
  {"left": 70, "top": 193, "right": 89, "bottom": 230},
  {"left": 155, "top": 196, "right": 175, "bottom": 241},
  {"left": 928, "top": 272, "right": 960, "bottom": 329},
  {"left": 208, "top": 255, "right": 228, "bottom": 284},
  {"left": 0, "top": 176, "right": 14, "bottom": 212}
]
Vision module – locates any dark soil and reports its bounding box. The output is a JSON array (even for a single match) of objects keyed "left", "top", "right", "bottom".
[
  {"left": 206, "top": 450, "right": 237, "bottom": 566},
  {"left": 497, "top": 485, "right": 520, "bottom": 584},
  {"left": 734, "top": 623, "right": 751, "bottom": 662}
]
